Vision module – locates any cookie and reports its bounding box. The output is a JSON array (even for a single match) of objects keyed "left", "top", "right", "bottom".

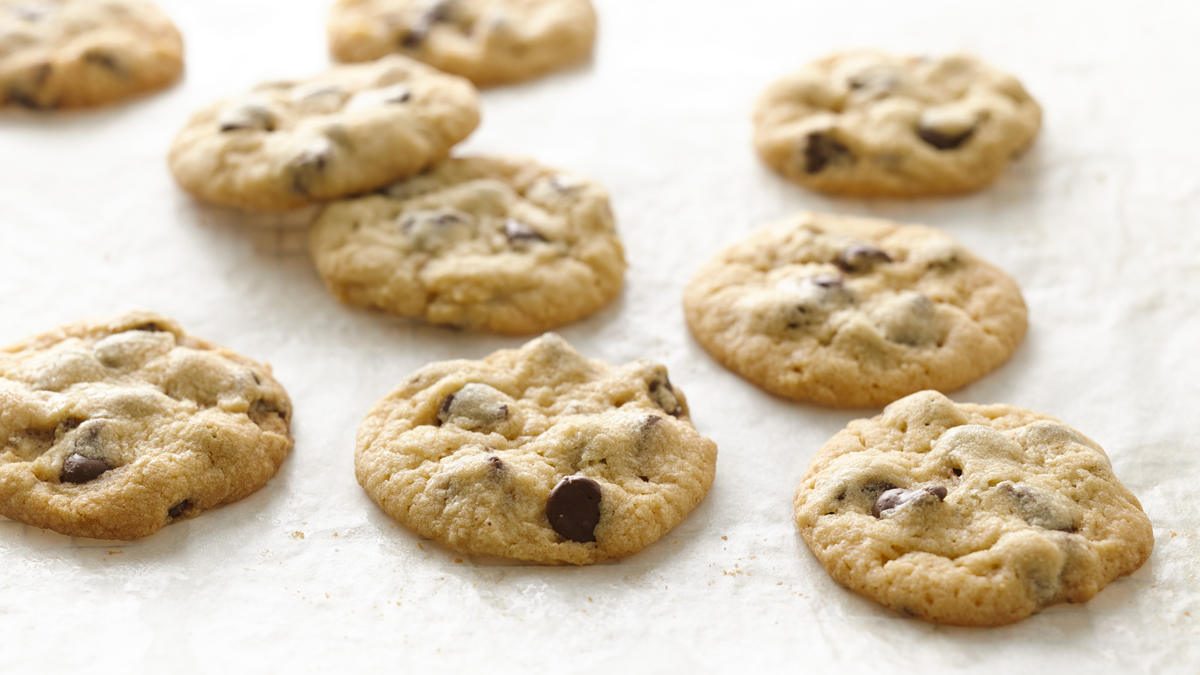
[
  {"left": 753, "top": 52, "right": 1041, "bottom": 197},
  {"left": 327, "top": 0, "right": 596, "bottom": 87},
  {"left": 0, "top": 311, "right": 293, "bottom": 540},
  {"left": 355, "top": 333, "right": 718, "bottom": 565},
  {"left": 683, "top": 212, "right": 1027, "bottom": 407},
  {"left": 168, "top": 55, "right": 480, "bottom": 212},
  {"left": 794, "top": 390, "right": 1153, "bottom": 626},
  {"left": 0, "top": 0, "right": 183, "bottom": 109},
  {"left": 309, "top": 156, "right": 625, "bottom": 334}
]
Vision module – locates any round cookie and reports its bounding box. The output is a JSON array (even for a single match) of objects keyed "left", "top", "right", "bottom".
[
  {"left": 794, "top": 390, "right": 1154, "bottom": 626},
  {"left": 355, "top": 333, "right": 718, "bottom": 565},
  {"left": 683, "top": 212, "right": 1027, "bottom": 407},
  {"left": 0, "top": 311, "right": 293, "bottom": 540},
  {"left": 753, "top": 52, "right": 1041, "bottom": 197},
  {"left": 309, "top": 156, "right": 625, "bottom": 334},
  {"left": 0, "top": 0, "right": 183, "bottom": 109},
  {"left": 168, "top": 55, "right": 480, "bottom": 212},
  {"left": 327, "top": 0, "right": 596, "bottom": 87}
]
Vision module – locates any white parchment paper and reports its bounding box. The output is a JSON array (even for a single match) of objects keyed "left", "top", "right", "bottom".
[{"left": 1, "top": 1, "right": 1197, "bottom": 672}]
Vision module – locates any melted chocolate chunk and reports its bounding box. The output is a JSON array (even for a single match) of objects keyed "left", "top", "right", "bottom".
[
  {"left": 546, "top": 476, "right": 602, "bottom": 543},
  {"left": 61, "top": 453, "right": 111, "bottom": 484},
  {"left": 128, "top": 322, "right": 169, "bottom": 333},
  {"left": 872, "top": 485, "right": 948, "bottom": 518},
  {"left": 437, "top": 393, "right": 455, "bottom": 425},
  {"left": 83, "top": 51, "right": 124, "bottom": 76},
  {"left": 835, "top": 245, "right": 892, "bottom": 273},
  {"left": 249, "top": 399, "right": 289, "bottom": 426},
  {"left": 804, "top": 131, "right": 853, "bottom": 174},
  {"left": 290, "top": 139, "right": 333, "bottom": 195},
  {"left": 504, "top": 219, "right": 547, "bottom": 245},
  {"left": 168, "top": 500, "right": 190, "bottom": 518},
  {"left": 918, "top": 126, "right": 974, "bottom": 150},
  {"left": 402, "top": 0, "right": 453, "bottom": 48}
]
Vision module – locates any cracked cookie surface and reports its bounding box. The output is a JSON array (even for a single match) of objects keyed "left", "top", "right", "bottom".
[
  {"left": 168, "top": 55, "right": 479, "bottom": 212},
  {"left": 753, "top": 52, "right": 1041, "bottom": 197},
  {"left": 0, "top": 0, "right": 182, "bottom": 109},
  {"left": 355, "top": 333, "right": 717, "bottom": 565},
  {"left": 0, "top": 311, "right": 293, "bottom": 540},
  {"left": 310, "top": 156, "right": 625, "bottom": 334},
  {"left": 328, "top": 0, "right": 595, "bottom": 87},
  {"left": 794, "top": 390, "right": 1153, "bottom": 626},
  {"left": 684, "top": 212, "right": 1027, "bottom": 407}
]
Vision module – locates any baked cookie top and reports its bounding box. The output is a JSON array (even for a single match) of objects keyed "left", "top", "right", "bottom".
[
  {"left": 794, "top": 391, "right": 1153, "bottom": 626},
  {"left": 328, "top": 0, "right": 595, "bottom": 87},
  {"left": 309, "top": 156, "right": 625, "bottom": 335},
  {"left": 0, "top": 0, "right": 183, "bottom": 109},
  {"left": 753, "top": 52, "right": 1041, "bottom": 197},
  {"left": 683, "top": 212, "right": 1027, "bottom": 407},
  {"left": 168, "top": 55, "right": 480, "bottom": 212},
  {"left": 0, "top": 311, "right": 293, "bottom": 540},
  {"left": 355, "top": 333, "right": 718, "bottom": 565}
]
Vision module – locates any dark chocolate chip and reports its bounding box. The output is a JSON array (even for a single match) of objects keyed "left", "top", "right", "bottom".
[
  {"left": 804, "top": 131, "right": 853, "bottom": 174},
  {"left": 168, "top": 500, "right": 190, "bottom": 518},
  {"left": 649, "top": 376, "right": 682, "bottom": 417},
  {"left": 83, "top": 51, "right": 124, "bottom": 76},
  {"left": 61, "top": 453, "right": 111, "bottom": 484},
  {"left": 436, "top": 393, "right": 455, "bottom": 426},
  {"left": 872, "top": 486, "right": 948, "bottom": 518},
  {"left": 918, "top": 126, "right": 974, "bottom": 150},
  {"left": 638, "top": 475, "right": 650, "bottom": 482},
  {"left": 402, "top": 0, "right": 453, "bottom": 48},
  {"left": 249, "top": 399, "right": 289, "bottom": 426},
  {"left": 835, "top": 245, "right": 892, "bottom": 273},
  {"left": 505, "top": 219, "right": 548, "bottom": 245},
  {"left": 952, "top": 468, "right": 963, "bottom": 477},
  {"left": 546, "top": 476, "right": 602, "bottom": 543},
  {"left": 128, "top": 322, "right": 168, "bottom": 333},
  {"left": 291, "top": 141, "right": 333, "bottom": 195},
  {"left": 809, "top": 274, "right": 844, "bottom": 289},
  {"left": 487, "top": 455, "right": 504, "bottom": 471}
]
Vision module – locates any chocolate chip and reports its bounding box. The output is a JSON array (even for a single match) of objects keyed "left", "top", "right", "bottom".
[
  {"left": 219, "top": 101, "right": 278, "bottom": 132},
  {"left": 128, "top": 322, "right": 168, "bottom": 333},
  {"left": 74, "top": 420, "right": 104, "bottom": 450},
  {"left": 649, "top": 375, "right": 682, "bottom": 417},
  {"left": 809, "top": 274, "right": 844, "bottom": 289},
  {"left": 804, "top": 131, "right": 853, "bottom": 174},
  {"left": 83, "top": 51, "right": 124, "bottom": 77},
  {"left": 546, "top": 476, "right": 602, "bottom": 543},
  {"left": 835, "top": 245, "right": 892, "bottom": 273},
  {"left": 249, "top": 398, "right": 289, "bottom": 426},
  {"left": 872, "top": 486, "right": 948, "bottom": 518},
  {"left": 402, "top": 0, "right": 453, "bottom": 48},
  {"left": 168, "top": 500, "right": 190, "bottom": 518},
  {"left": 504, "top": 219, "right": 547, "bottom": 245},
  {"left": 487, "top": 455, "right": 504, "bottom": 471},
  {"left": 290, "top": 138, "right": 334, "bottom": 195},
  {"left": 918, "top": 126, "right": 974, "bottom": 150},
  {"left": 61, "top": 453, "right": 111, "bottom": 484},
  {"left": 437, "top": 393, "right": 455, "bottom": 425}
]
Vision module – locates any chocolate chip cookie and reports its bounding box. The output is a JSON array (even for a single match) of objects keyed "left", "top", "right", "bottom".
[
  {"left": 168, "top": 55, "right": 480, "bottom": 212},
  {"left": 327, "top": 0, "right": 596, "bottom": 87},
  {"left": 794, "top": 390, "right": 1154, "bottom": 626},
  {"left": 683, "top": 212, "right": 1027, "bottom": 407},
  {"left": 754, "top": 52, "right": 1041, "bottom": 197},
  {"left": 309, "top": 156, "right": 625, "bottom": 334},
  {"left": 355, "top": 333, "right": 718, "bottom": 565},
  {"left": 0, "top": 312, "right": 293, "bottom": 540},
  {"left": 0, "top": 0, "right": 183, "bottom": 109}
]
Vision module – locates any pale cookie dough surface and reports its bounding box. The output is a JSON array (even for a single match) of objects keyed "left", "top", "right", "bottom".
[
  {"left": 794, "top": 390, "right": 1154, "bottom": 626},
  {"left": 0, "top": 311, "right": 293, "bottom": 540},
  {"left": 168, "top": 55, "right": 480, "bottom": 212},
  {"left": 753, "top": 52, "right": 1041, "bottom": 197},
  {"left": 355, "top": 333, "right": 718, "bottom": 565},
  {"left": 683, "top": 212, "right": 1027, "bottom": 407},
  {"left": 310, "top": 156, "right": 625, "bottom": 334},
  {"left": 328, "top": 0, "right": 595, "bottom": 87},
  {"left": 0, "top": 0, "right": 183, "bottom": 108}
]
